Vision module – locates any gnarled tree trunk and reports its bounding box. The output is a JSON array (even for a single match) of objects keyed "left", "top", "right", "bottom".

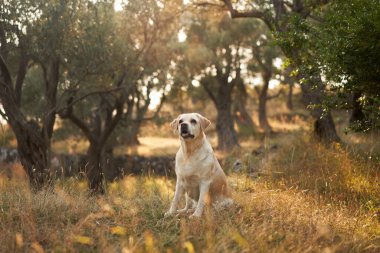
[
  {"left": 60, "top": 74, "right": 129, "bottom": 194},
  {"left": 287, "top": 82, "right": 294, "bottom": 110},
  {"left": 86, "top": 142, "right": 105, "bottom": 194},
  {"left": 350, "top": 91, "right": 365, "bottom": 124},
  {"left": 123, "top": 126, "right": 140, "bottom": 146},
  {"left": 232, "top": 77, "right": 256, "bottom": 135},
  {"left": 0, "top": 55, "right": 59, "bottom": 190},
  {"left": 299, "top": 74, "right": 340, "bottom": 142},
  {"left": 216, "top": 105, "right": 239, "bottom": 151},
  {"left": 13, "top": 122, "right": 50, "bottom": 189},
  {"left": 202, "top": 74, "right": 240, "bottom": 151},
  {"left": 257, "top": 75, "right": 272, "bottom": 133}
]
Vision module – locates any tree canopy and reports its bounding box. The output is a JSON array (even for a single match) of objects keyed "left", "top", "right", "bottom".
[{"left": 1, "top": 0, "right": 379, "bottom": 191}]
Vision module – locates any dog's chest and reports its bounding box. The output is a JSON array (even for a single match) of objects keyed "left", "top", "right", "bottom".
[
  {"left": 177, "top": 158, "right": 199, "bottom": 177},
  {"left": 176, "top": 151, "right": 212, "bottom": 178}
]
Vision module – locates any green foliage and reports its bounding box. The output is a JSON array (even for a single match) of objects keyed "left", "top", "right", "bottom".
[
  {"left": 21, "top": 66, "right": 45, "bottom": 118},
  {"left": 176, "top": 10, "right": 267, "bottom": 94},
  {"left": 2, "top": 0, "right": 182, "bottom": 143},
  {"left": 315, "top": 0, "right": 380, "bottom": 131},
  {"left": 273, "top": 0, "right": 380, "bottom": 132}
]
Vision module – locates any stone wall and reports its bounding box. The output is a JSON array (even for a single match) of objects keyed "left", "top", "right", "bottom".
[{"left": 0, "top": 147, "right": 175, "bottom": 180}]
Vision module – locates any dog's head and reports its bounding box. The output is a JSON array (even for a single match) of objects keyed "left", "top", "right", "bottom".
[{"left": 170, "top": 113, "right": 211, "bottom": 140}]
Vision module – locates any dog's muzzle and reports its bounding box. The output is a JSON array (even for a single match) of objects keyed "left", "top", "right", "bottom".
[{"left": 180, "top": 124, "right": 194, "bottom": 139}]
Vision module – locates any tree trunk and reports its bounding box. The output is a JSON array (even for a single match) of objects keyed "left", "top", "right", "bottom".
[
  {"left": 60, "top": 75, "right": 127, "bottom": 194},
  {"left": 287, "top": 82, "right": 293, "bottom": 110},
  {"left": 0, "top": 55, "right": 52, "bottom": 190},
  {"left": 42, "top": 57, "right": 60, "bottom": 172},
  {"left": 349, "top": 91, "right": 365, "bottom": 123},
  {"left": 223, "top": 0, "right": 339, "bottom": 143},
  {"left": 216, "top": 103, "right": 239, "bottom": 151},
  {"left": 201, "top": 69, "right": 239, "bottom": 150},
  {"left": 208, "top": 76, "right": 239, "bottom": 151},
  {"left": 299, "top": 75, "right": 340, "bottom": 142},
  {"left": 287, "top": 48, "right": 340, "bottom": 143},
  {"left": 86, "top": 142, "right": 105, "bottom": 194},
  {"left": 314, "top": 113, "right": 340, "bottom": 142},
  {"left": 123, "top": 123, "right": 140, "bottom": 146},
  {"left": 232, "top": 77, "right": 256, "bottom": 135},
  {"left": 258, "top": 76, "right": 272, "bottom": 132},
  {"left": 14, "top": 123, "right": 50, "bottom": 190}
]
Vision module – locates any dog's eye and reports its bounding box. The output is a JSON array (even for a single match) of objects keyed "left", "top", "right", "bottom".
[
  {"left": 179, "top": 119, "right": 183, "bottom": 124},
  {"left": 190, "top": 119, "right": 197, "bottom": 124}
]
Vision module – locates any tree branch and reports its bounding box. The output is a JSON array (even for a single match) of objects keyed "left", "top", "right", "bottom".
[
  {"left": 254, "top": 86, "right": 261, "bottom": 96},
  {"left": 0, "top": 54, "right": 14, "bottom": 89},
  {"left": 65, "top": 111, "right": 95, "bottom": 143},
  {"left": 55, "top": 87, "right": 125, "bottom": 114},
  {"left": 194, "top": 1, "right": 225, "bottom": 8},
  {"left": 14, "top": 54, "right": 29, "bottom": 107},
  {"left": 98, "top": 97, "right": 124, "bottom": 147},
  {"left": 222, "top": 0, "right": 264, "bottom": 19},
  {"left": 139, "top": 92, "right": 167, "bottom": 122},
  {"left": 201, "top": 78, "right": 218, "bottom": 104},
  {"left": 308, "top": 14, "right": 324, "bottom": 23},
  {"left": 0, "top": 23, "right": 8, "bottom": 59},
  {"left": 252, "top": 46, "right": 270, "bottom": 74},
  {"left": 267, "top": 88, "right": 285, "bottom": 100},
  {"left": 224, "top": 46, "right": 233, "bottom": 81}
]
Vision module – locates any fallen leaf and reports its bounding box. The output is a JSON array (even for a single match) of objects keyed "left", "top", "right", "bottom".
[
  {"left": 73, "top": 235, "right": 94, "bottom": 245},
  {"left": 144, "top": 231, "right": 155, "bottom": 252},
  {"left": 229, "top": 230, "right": 250, "bottom": 250},
  {"left": 110, "top": 226, "right": 127, "bottom": 236},
  {"left": 15, "top": 233, "right": 24, "bottom": 248},
  {"left": 122, "top": 247, "right": 133, "bottom": 253},
  {"left": 30, "top": 242, "right": 44, "bottom": 253},
  {"left": 183, "top": 241, "right": 195, "bottom": 253}
]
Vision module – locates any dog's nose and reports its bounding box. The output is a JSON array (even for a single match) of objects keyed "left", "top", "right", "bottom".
[{"left": 180, "top": 123, "right": 189, "bottom": 133}]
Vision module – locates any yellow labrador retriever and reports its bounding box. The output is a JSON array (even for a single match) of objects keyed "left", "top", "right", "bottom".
[{"left": 165, "top": 113, "right": 233, "bottom": 218}]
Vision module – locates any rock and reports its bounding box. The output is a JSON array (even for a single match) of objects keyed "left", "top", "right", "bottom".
[
  {"left": 0, "top": 147, "right": 19, "bottom": 163},
  {"left": 251, "top": 144, "right": 279, "bottom": 156},
  {"left": 233, "top": 159, "right": 243, "bottom": 172}
]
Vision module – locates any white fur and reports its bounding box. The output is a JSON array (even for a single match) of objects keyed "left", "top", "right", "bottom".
[{"left": 165, "top": 113, "right": 233, "bottom": 218}]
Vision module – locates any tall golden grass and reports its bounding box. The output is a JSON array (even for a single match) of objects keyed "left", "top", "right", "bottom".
[{"left": 0, "top": 132, "right": 379, "bottom": 252}]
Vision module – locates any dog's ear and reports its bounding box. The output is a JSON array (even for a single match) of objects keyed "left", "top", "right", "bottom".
[
  {"left": 197, "top": 113, "right": 211, "bottom": 131},
  {"left": 170, "top": 117, "right": 179, "bottom": 134}
]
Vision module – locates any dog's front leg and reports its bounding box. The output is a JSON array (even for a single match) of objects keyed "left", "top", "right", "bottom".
[
  {"left": 177, "top": 193, "right": 191, "bottom": 214},
  {"left": 189, "top": 180, "right": 210, "bottom": 218},
  {"left": 164, "top": 178, "right": 183, "bottom": 217}
]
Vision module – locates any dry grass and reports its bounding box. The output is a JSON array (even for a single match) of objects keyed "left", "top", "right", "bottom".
[
  {"left": 1, "top": 137, "right": 379, "bottom": 253},
  {"left": 264, "top": 133, "right": 380, "bottom": 209},
  {"left": 1, "top": 91, "right": 379, "bottom": 252}
]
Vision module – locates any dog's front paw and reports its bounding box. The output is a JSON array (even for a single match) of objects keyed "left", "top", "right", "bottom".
[
  {"left": 177, "top": 207, "right": 189, "bottom": 214},
  {"left": 164, "top": 210, "right": 175, "bottom": 218},
  {"left": 189, "top": 212, "right": 202, "bottom": 219}
]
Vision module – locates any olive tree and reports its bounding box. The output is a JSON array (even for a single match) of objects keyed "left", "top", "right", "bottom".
[
  {"left": 58, "top": 0, "right": 180, "bottom": 193},
  {"left": 0, "top": 0, "right": 85, "bottom": 189},
  {"left": 221, "top": 0, "right": 340, "bottom": 142},
  {"left": 315, "top": 0, "right": 380, "bottom": 132},
  {"left": 183, "top": 12, "right": 259, "bottom": 150}
]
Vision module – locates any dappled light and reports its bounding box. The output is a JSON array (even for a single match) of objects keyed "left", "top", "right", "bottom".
[
  {"left": 0, "top": 171, "right": 379, "bottom": 252},
  {"left": 0, "top": 0, "right": 379, "bottom": 252}
]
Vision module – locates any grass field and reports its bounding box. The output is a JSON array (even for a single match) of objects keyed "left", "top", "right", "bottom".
[
  {"left": 1, "top": 93, "right": 379, "bottom": 252},
  {"left": 1, "top": 129, "right": 379, "bottom": 253}
]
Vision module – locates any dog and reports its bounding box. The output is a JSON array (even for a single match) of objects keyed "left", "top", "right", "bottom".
[{"left": 164, "top": 113, "right": 233, "bottom": 218}]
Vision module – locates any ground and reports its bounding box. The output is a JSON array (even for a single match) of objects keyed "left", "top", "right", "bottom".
[{"left": 0, "top": 95, "right": 379, "bottom": 252}]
